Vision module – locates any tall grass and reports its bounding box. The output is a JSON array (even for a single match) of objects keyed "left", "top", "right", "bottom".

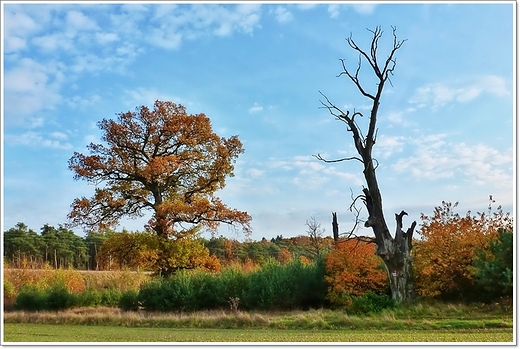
[{"left": 3, "top": 303, "right": 513, "bottom": 331}]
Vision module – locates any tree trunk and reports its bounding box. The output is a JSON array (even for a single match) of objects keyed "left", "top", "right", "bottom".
[
  {"left": 362, "top": 185, "right": 416, "bottom": 303},
  {"left": 332, "top": 212, "right": 339, "bottom": 243}
]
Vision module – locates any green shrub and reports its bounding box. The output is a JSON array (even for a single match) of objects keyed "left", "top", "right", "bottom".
[
  {"left": 219, "top": 267, "right": 248, "bottom": 302},
  {"left": 349, "top": 291, "right": 396, "bottom": 314},
  {"left": 45, "top": 284, "right": 76, "bottom": 310},
  {"left": 100, "top": 288, "right": 122, "bottom": 307},
  {"left": 190, "top": 271, "right": 227, "bottom": 310},
  {"left": 119, "top": 290, "right": 139, "bottom": 311},
  {"left": 474, "top": 228, "right": 513, "bottom": 302},
  {"left": 137, "top": 258, "right": 327, "bottom": 312},
  {"left": 243, "top": 258, "right": 327, "bottom": 310},
  {"left": 138, "top": 279, "right": 162, "bottom": 311},
  {"left": 14, "top": 285, "right": 47, "bottom": 311},
  {"left": 4, "top": 279, "right": 16, "bottom": 298},
  {"left": 166, "top": 271, "right": 198, "bottom": 311},
  {"left": 77, "top": 288, "right": 102, "bottom": 307}
]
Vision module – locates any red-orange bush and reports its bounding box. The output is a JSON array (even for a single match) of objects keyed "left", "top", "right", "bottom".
[
  {"left": 413, "top": 200, "right": 513, "bottom": 301},
  {"left": 324, "top": 240, "right": 388, "bottom": 307}
]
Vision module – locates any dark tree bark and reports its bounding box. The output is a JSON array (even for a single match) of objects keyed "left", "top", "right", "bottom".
[
  {"left": 316, "top": 26, "right": 415, "bottom": 303},
  {"left": 332, "top": 212, "right": 339, "bottom": 243}
]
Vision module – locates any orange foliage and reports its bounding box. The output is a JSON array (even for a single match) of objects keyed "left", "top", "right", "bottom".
[
  {"left": 277, "top": 248, "right": 293, "bottom": 264},
  {"left": 413, "top": 200, "right": 513, "bottom": 299},
  {"left": 324, "top": 240, "right": 388, "bottom": 306},
  {"left": 68, "top": 100, "right": 251, "bottom": 239},
  {"left": 299, "top": 255, "right": 312, "bottom": 266},
  {"left": 96, "top": 230, "right": 220, "bottom": 274},
  {"left": 225, "top": 258, "right": 260, "bottom": 274},
  {"left": 3, "top": 267, "right": 86, "bottom": 294}
]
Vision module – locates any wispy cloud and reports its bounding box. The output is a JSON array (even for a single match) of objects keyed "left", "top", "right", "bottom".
[
  {"left": 373, "top": 135, "right": 406, "bottom": 159},
  {"left": 4, "top": 8, "right": 40, "bottom": 52},
  {"left": 147, "top": 4, "right": 262, "bottom": 46},
  {"left": 123, "top": 88, "right": 188, "bottom": 108},
  {"left": 392, "top": 134, "right": 512, "bottom": 187},
  {"left": 409, "top": 75, "right": 510, "bottom": 111},
  {"left": 386, "top": 111, "right": 414, "bottom": 127},
  {"left": 327, "top": 5, "right": 340, "bottom": 18},
  {"left": 66, "top": 94, "right": 101, "bottom": 109},
  {"left": 273, "top": 6, "right": 293, "bottom": 23},
  {"left": 248, "top": 103, "right": 264, "bottom": 113},
  {"left": 5, "top": 131, "right": 73, "bottom": 149},
  {"left": 326, "top": 4, "right": 376, "bottom": 18},
  {"left": 351, "top": 4, "right": 377, "bottom": 15},
  {"left": 4, "top": 58, "right": 64, "bottom": 124}
]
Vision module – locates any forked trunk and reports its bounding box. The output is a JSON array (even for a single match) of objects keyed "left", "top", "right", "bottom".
[
  {"left": 376, "top": 232, "right": 415, "bottom": 303},
  {"left": 362, "top": 184, "right": 417, "bottom": 304}
]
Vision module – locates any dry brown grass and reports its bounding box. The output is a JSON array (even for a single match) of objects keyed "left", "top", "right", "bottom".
[
  {"left": 3, "top": 306, "right": 273, "bottom": 328},
  {"left": 4, "top": 268, "right": 150, "bottom": 291},
  {"left": 3, "top": 268, "right": 152, "bottom": 311}
]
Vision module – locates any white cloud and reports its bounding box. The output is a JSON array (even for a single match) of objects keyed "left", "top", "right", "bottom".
[
  {"left": 96, "top": 32, "right": 119, "bottom": 45},
  {"left": 5, "top": 131, "right": 73, "bottom": 149},
  {"left": 66, "top": 10, "right": 99, "bottom": 32},
  {"left": 3, "top": 8, "right": 39, "bottom": 52},
  {"left": 83, "top": 134, "right": 101, "bottom": 145},
  {"left": 248, "top": 103, "right": 263, "bottom": 113},
  {"left": 327, "top": 5, "right": 340, "bottom": 18},
  {"left": 123, "top": 88, "right": 187, "bottom": 108},
  {"left": 293, "top": 174, "right": 329, "bottom": 190},
  {"left": 50, "top": 131, "right": 69, "bottom": 140},
  {"left": 409, "top": 76, "right": 510, "bottom": 111},
  {"left": 392, "top": 135, "right": 512, "bottom": 188},
  {"left": 351, "top": 4, "right": 377, "bottom": 15},
  {"left": 269, "top": 155, "right": 363, "bottom": 189},
  {"left": 386, "top": 111, "right": 414, "bottom": 127},
  {"left": 274, "top": 6, "right": 293, "bottom": 23},
  {"left": 147, "top": 28, "right": 183, "bottom": 50},
  {"left": 67, "top": 94, "right": 101, "bottom": 109},
  {"left": 373, "top": 135, "right": 405, "bottom": 159},
  {"left": 146, "top": 4, "right": 261, "bottom": 48},
  {"left": 247, "top": 168, "right": 265, "bottom": 178},
  {"left": 32, "top": 33, "right": 73, "bottom": 51},
  {"left": 4, "top": 58, "right": 64, "bottom": 123}
]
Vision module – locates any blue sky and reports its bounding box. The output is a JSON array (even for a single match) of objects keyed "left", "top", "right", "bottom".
[{"left": 2, "top": 2, "right": 515, "bottom": 242}]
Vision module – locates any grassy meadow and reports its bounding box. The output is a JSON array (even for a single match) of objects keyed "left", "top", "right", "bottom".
[
  {"left": 3, "top": 303, "right": 513, "bottom": 343},
  {"left": 4, "top": 323, "right": 512, "bottom": 343},
  {"left": 3, "top": 268, "right": 514, "bottom": 343}
]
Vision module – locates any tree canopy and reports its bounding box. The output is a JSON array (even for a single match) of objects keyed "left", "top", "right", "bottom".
[{"left": 68, "top": 100, "right": 251, "bottom": 240}]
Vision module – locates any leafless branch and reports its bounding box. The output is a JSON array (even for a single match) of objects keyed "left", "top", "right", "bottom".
[
  {"left": 313, "top": 153, "right": 363, "bottom": 164},
  {"left": 337, "top": 57, "right": 376, "bottom": 100}
]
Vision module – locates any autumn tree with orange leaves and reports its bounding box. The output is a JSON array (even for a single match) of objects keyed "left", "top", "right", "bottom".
[
  {"left": 413, "top": 199, "right": 513, "bottom": 301},
  {"left": 325, "top": 239, "right": 388, "bottom": 307},
  {"left": 68, "top": 100, "right": 251, "bottom": 275}
]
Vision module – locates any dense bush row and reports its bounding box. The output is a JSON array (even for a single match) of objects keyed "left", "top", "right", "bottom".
[
  {"left": 9, "top": 258, "right": 395, "bottom": 314},
  {"left": 138, "top": 258, "right": 328, "bottom": 312},
  {"left": 14, "top": 284, "right": 124, "bottom": 311}
]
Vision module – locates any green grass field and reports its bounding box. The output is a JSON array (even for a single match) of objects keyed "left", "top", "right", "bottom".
[
  {"left": 4, "top": 302, "right": 513, "bottom": 343},
  {"left": 3, "top": 323, "right": 513, "bottom": 343}
]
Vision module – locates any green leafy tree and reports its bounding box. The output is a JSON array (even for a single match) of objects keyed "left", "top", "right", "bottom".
[
  {"left": 4, "top": 222, "right": 43, "bottom": 267},
  {"left": 40, "top": 224, "right": 88, "bottom": 269},
  {"left": 474, "top": 228, "right": 513, "bottom": 301},
  {"left": 83, "top": 231, "right": 110, "bottom": 270}
]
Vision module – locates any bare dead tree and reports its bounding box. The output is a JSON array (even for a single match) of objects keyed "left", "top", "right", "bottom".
[
  {"left": 305, "top": 216, "right": 326, "bottom": 258},
  {"left": 315, "top": 26, "right": 416, "bottom": 303}
]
